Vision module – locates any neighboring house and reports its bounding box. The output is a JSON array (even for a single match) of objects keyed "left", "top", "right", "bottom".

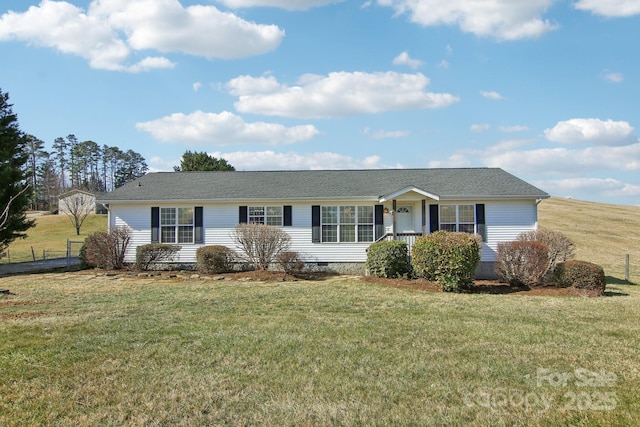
[
  {"left": 97, "top": 168, "right": 549, "bottom": 278},
  {"left": 58, "top": 189, "right": 107, "bottom": 215}
]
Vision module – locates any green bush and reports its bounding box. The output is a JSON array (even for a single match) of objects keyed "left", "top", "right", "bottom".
[
  {"left": 495, "top": 240, "right": 549, "bottom": 287},
  {"left": 196, "top": 245, "right": 236, "bottom": 274},
  {"left": 78, "top": 242, "right": 92, "bottom": 269},
  {"left": 136, "top": 243, "right": 181, "bottom": 271},
  {"left": 366, "top": 240, "right": 410, "bottom": 278},
  {"left": 553, "top": 260, "right": 606, "bottom": 295},
  {"left": 411, "top": 231, "right": 481, "bottom": 292}
]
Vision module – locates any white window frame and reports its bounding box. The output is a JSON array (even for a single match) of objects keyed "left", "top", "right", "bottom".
[
  {"left": 440, "top": 204, "right": 475, "bottom": 234},
  {"left": 248, "top": 206, "right": 283, "bottom": 226},
  {"left": 321, "top": 205, "right": 374, "bottom": 243},
  {"left": 160, "top": 207, "right": 194, "bottom": 244}
]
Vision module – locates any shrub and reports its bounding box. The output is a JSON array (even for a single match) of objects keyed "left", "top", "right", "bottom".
[
  {"left": 412, "top": 231, "right": 481, "bottom": 292},
  {"left": 78, "top": 242, "right": 92, "bottom": 269},
  {"left": 83, "top": 226, "right": 131, "bottom": 270},
  {"left": 518, "top": 228, "right": 574, "bottom": 275},
  {"left": 495, "top": 240, "right": 549, "bottom": 287},
  {"left": 276, "top": 251, "right": 305, "bottom": 277},
  {"left": 231, "top": 223, "right": 290, "bottom": 270},
  {"left": 196, "top": 245, "right": 236, "bottom": 274},
  {"left": 136, "top": 243, "right": 181, "bottom": 271},
  {"left": 365, "top": 240, "right": 410, "bottom": 278},
  {"left": 553, "top": 260, "right": 606, "bottom": 295}
]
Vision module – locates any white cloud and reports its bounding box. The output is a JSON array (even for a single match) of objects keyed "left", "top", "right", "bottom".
[
  {"left": 216, "top": 0, "right": 344, "bottom": 10},
  {"left": 363, "top": 128, "right": 410, "bottom": 139},
  {"left": 535, "top": 177, "right": 640, "bottom": 199},
  {"left": 377, "top": 0, "right": 557, "bottom": 40},
  {"left": 499, "top": 125, "right": 529, "bottom": 132},
  {"left": 437, "top": 60, "right": 450, "bottom": 69},
  {"left": 0, "top": 0, "right": 284, "bottom": 71},
  {"left": 193, "top": 82, "right": 202, "bottom": 92},
  {"left": 604, "top": 71, "right": 624, "bottom": 83},
  {"left": 136, "top": 110, "right": 319, "bottom": 145},
  {"left": 392, "top": 51, "right": 423, "bottom": 69},
  {"left": 208, "top": 150, "right": 400, "bottom": 170},
  {"left": 574, "top": 0, "right": 640, "bottom": 17},
  {"left": 544, "top": 118, "right": 635, "bottom": 146},
  {"left": 483, "top": 142, "right": 640, "bottom": 174},
  {"left": 470, "top": 124, "right": 490, "bottom": 133},
  {"left": 427, "top": 153, "right": 471, "bottom": 168},
  {"left": 229, "top": 71, "right": 459, "bottom": 118},
  {"left": 481, "top": 90, "right": 504, "bottom": 100}
]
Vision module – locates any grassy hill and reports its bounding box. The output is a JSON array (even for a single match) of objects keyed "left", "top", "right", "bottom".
[
  {"left": 539, "top": 197, "right": 640, "bottom": 283},
  {"left": 1, "top": 213, "right": 107, "bottom": 263}
]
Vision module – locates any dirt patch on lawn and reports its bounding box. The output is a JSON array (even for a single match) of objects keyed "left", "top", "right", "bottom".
[{"left": 361, "top": 276, "right": 600, "bottom": 297}]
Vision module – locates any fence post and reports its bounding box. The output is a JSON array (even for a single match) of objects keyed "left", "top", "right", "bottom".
[
  {"left": 31, "top": 246, "right": 36, "bottom": 262},
  {"left": 66, "top": 239, "right": 71, "bottom": 272},
  {"left": 625, "top": 254, "right": 630, "bottom": 282}
]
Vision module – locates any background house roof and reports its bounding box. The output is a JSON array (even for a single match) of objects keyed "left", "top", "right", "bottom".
[{"left": 98, "top": 168, "right": 549, "bottom": 203}]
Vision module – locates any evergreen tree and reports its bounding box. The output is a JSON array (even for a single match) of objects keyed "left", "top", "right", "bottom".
[
  {"left": 0, "top": 89, "right": 34, "bottom": 254},
  {"left": 174, "top": 150, "right": 235, "bottom": 172}
]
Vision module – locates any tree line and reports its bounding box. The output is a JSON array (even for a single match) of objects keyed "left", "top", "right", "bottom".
[{"left": 24, "top": 134, "right": 148, "bottom": 211}]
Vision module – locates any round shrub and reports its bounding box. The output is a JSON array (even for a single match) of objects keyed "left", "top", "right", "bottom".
[
  {"left": 365, "top": 240, "right": 410, "bottom": 278},
  {"left": 495, "top": 240, "right": 549, "bottom": 287},
  {"left": 196, "top": 245, "right": 236, "bottom": 274},
  {"left": 411, "top": 231, "right": 481, "bottom": 292},
  {"left": 553, "top": 260, "right": 606, "bottom": 295}
]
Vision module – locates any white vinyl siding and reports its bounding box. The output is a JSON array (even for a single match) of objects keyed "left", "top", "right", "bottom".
[{"left": 109, "top": 199, "right": 539, "bottom": 265}]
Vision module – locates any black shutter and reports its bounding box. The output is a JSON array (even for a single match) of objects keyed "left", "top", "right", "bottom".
[
  {"left": 476, "top": 204, "right": 487, "bottom": 242},
  {"left": 194, "top": 206, "right": 203, "bottom": 244},
  {"left": 429, "top": 204, "right": 439, "bottom": 233},
  {"left": 239, "top": 206, "right": 248, "bottom": 224},
  {"left": 374, "top": 205, "right": 384, "bottom": 241},
  {"left": 151, "top": 207, "right": 160, "bottom": 243},
  {"left": 312, "top": 205, "right": 320, "bottom": 243},
  {"left": 284, "top": 205, "right": 292, "bottom": 226}
]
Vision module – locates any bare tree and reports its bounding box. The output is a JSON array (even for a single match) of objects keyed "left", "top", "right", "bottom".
[
  {"left": 0, "top": 185, "right": 30, "bottom": 231},
  {"left": 231, "top": 223, "right": 291, "bottom": 270},
  {"left": 61, "top": 192, "right": 94, "bottom": 235}
]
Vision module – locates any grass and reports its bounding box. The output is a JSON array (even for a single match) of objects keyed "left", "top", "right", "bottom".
[
  {"left": 1, "top": 197, "right": 639, "bottom": 425},
  {"left": 539, "top": 197, "right": 640, "bottom": 283},
  {"left": 1, "top": 273, "right": 639, "bottom": 425},
  {"left": 1, "top": 214, "right": 107, "bottom": 264}
]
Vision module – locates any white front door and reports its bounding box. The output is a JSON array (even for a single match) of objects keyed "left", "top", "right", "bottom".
[{"left": 395, "top": 206, "right": 414, "bottom": 232}]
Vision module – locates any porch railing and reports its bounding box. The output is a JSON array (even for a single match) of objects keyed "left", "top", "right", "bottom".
[{"left": 375, "top": 233, "right": 423, "bottom": 254}]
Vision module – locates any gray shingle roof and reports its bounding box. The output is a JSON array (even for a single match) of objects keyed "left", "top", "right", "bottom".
[{"left": 98, "top": 168, "right": 549, "bottom": 203}]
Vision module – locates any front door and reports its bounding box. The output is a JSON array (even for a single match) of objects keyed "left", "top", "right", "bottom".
[{"left": 395, "top": 206, "right": 414, "bottom": 233}]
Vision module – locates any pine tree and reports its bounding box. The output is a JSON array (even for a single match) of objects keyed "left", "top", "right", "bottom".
[{"left": 0, "top": 89, "right": 35, "bottom": 254}]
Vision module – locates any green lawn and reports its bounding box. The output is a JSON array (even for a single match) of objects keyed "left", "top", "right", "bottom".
[
  {"left": 1, "top": 214, "right": 107, "bottom": 264},
  {"left": 1, "top": 273, "right": 638, "bottom": 426}
]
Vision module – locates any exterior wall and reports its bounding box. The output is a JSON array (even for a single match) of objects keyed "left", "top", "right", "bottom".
[
  {"left": 110, "top": 201, "right": 379, "bottom": 265},
  {"left": 108, "top": 198, "right": 539, "bottom": 272}
]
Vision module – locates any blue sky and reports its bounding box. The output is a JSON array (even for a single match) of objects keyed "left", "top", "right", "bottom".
[{"left": 1, "top": 0, "right": 639, "bottom": 205}]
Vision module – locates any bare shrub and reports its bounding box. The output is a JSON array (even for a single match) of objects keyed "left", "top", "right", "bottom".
[
  {"left": 495, "top": 240, "right": 549, "bottom": 287},
  {"left": 84, "top": 226, "right": 131, "bottom": 270},
  {"left": 136, "top": 243, "right": 181, "bottom": 271},
  {"left": 276, "top": 251, "right": 305, "bottom": 278},
  {"left": 518, "top": 227, "right": 574, "bottom": 275},
  {"left": 231, "top": 223, "right": 291, "bottom": 270}
]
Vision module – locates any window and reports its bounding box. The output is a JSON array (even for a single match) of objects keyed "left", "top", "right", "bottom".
[
  {"left": 248, "top": 206, "right": 283, "bottom": 226},
  {"left": 440, "top": 204, "right": 475, "bottom": 233},
  {"left": 160, "top": 207, "right": 194, "bottom": 243},
  {"left": 321, "top": 205, "right": 373, "bottom": 243}
]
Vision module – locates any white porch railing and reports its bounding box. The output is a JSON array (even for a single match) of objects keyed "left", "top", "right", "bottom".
[{"left": 376, "top": 233, "right": 423, "bottom": 254}]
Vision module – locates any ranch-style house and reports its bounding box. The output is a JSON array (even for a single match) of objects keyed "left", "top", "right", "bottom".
[{"left": 97, "top": 168, "right": 549, "bottom": 278}]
